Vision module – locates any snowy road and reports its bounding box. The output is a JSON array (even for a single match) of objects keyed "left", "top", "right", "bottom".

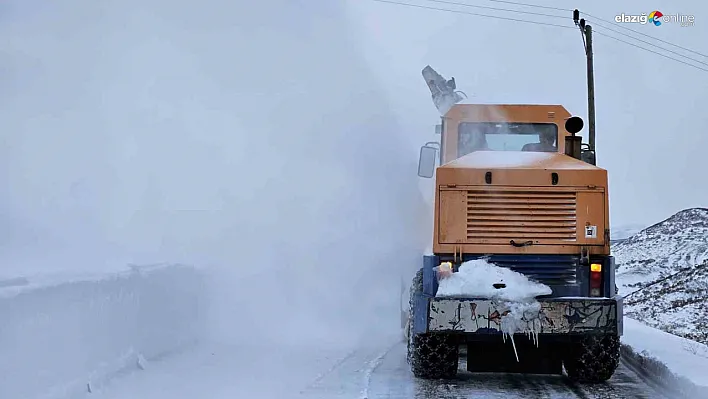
[
  {"left": 89, "top": 337, "right": 690, "bottom": 399},
  {"left": 305, "top": 342, "right": 678, "bottom": 399}
]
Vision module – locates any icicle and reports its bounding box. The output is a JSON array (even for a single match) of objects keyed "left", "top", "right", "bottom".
[
  {"left": 510, "top": 334, "right": 519, "bottom": 362},
  {"left": 535, "top": 320, "right": 540, "bottom": 348}
]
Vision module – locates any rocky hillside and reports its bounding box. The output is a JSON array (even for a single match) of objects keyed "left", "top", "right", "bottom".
[
  {"left": 614, "top": 208, "right": 708, "bottom": 345},
  {"left": 614, "top": 208, "right": 708, "bottom": 287},
  {"left": 622, "top": 260, "right": 708, "bottom": 344}
]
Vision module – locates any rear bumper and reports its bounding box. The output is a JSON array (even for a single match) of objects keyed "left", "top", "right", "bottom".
[{"left": 413, "top": 296, "right": 623, "bottom": 336}]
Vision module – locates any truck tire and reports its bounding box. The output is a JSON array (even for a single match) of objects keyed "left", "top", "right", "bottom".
[
  {"left": 563, "top": 334, "right": 620, "bottom": 383},
  {"left": 407, "top": 268, "right": 459, "bottom": 379}
]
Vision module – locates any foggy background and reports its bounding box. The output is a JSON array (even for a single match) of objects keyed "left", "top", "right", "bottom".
[{"left": 0, "top": 0, "right": 706, "bottom": 360}]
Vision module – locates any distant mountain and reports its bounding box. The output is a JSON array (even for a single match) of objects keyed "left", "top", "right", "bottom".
[
  {"left": 614, "top": 208, "right": 708, "bottom": 286},
  {"left": 613, "top": 208, "right": 708, "bottom": 345},
  {"left": 611, "top": 223, "right": 647, "bottom": 241},
  {"left": 609, "top": 224, "right": 646, "bottom": 245}
]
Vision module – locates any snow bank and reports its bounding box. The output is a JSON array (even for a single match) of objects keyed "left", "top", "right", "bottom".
[
  {"left": 435, "top": 260, "right": 551, "bottom": 359},
  {"left": 622, "top": 317, "right": 708, "bottom": 390},
  {"left": 0, "top": 264, "right": 205, "bottom": 399}
]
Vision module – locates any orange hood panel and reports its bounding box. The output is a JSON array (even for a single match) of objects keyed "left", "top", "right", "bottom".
[{"left": 437, "top": 151, "right": 607, "bottom": 187}]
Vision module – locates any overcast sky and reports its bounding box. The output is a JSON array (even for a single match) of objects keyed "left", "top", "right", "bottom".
[{"left": 347, "top": 0, "right": 708, "bottom": 228}]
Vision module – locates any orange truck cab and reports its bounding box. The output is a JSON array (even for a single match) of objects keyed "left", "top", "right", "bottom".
[{"left": 407, "top": 102, "right": 623, "bottom": 383}]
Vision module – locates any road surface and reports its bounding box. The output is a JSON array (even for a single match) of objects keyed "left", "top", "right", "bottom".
[
  {"left": 88, "top": 336, "right": 690, "bottom": 399},
  {"left": 302, "top": 341, "right": 679, "bottom": 399}
]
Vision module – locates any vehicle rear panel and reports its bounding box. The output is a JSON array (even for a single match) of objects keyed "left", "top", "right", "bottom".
[{"left": 433, "top": 154, "right": 610, "bottom": 256}]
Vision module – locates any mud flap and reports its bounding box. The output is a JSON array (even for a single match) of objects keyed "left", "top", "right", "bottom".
[{"left": 466, "top": 337, "right": 563, "bottom": 375}]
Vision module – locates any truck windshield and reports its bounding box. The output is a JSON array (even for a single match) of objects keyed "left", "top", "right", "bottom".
[{"left": 457, "top": 122, "right": 558, "bottom": 158}]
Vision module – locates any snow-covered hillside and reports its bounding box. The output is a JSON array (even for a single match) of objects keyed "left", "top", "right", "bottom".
[
  {"left": 614, "top": 208, "right": 708, "bottom": 345},
  {"left": 611, "top": 223, "right": 646, "bottom": 241},
  {"left": 623, "top": 261, "right": 708, "bottom": 344}
]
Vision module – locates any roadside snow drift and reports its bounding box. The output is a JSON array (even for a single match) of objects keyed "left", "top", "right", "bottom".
[
  {"left": 0, "top": 264, "right": 204, "bottom": 399},
  {"left": 622, "top": 317, "right": 708, "bottom": 392},
  {"left": 436, "top": 260, "right": 552, "bottom": 360}
]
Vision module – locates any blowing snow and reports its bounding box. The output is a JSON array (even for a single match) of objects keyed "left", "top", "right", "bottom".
[{"left": 435, "top": 259, "right": 552, "bottom": 361}]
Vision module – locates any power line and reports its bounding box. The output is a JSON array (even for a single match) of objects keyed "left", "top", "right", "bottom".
[
  {"left": 371, "top": 0, "right": 575, "bottom": 29},
  {"left": 415, "top": 0, "right": 708, "bottom": 59},
  {"left": 370, "top": 0, "right": 708, "bottom": 73},
  {"left": 458, "top": 0, "right": 572, "bottom": 12},
  {"left": 583, "top": 12, "right": 708, "bottom": 59},
  {"left": 443, "top": 1, "right": 708, "bottom": 60},
  {"left": 593, "top": 29, "right": 708, "bottom": 72},
  {"left": 588, "top": 23, "right": 708, "bottom": 68},
  {"left": 476, "top": 2, "right": 708, "bottom": 59},
  {"left": 418, "top": 0, "right": 567, "bottom": 20}
]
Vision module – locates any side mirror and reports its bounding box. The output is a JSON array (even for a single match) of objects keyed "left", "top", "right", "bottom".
[
  {"left": 565, "top": 116, "right": 584, "bottom": 134},
  {"left": 418, "top": 144, "right": 439, "bottom": 178}
]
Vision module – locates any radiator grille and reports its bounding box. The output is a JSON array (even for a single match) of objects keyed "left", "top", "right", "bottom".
[
  {"left": 489, "top": 256, "right": 578, "bottom": 286},
  {"left": 466, "top": 190, "right": 577, "bottom": 242}
]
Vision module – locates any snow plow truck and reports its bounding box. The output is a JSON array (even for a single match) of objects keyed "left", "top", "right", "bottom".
[{"left": 404, "top": 66, "right": 622, "bottom": 383}]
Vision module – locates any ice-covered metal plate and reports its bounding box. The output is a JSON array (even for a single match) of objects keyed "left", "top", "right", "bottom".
[{"left": 428, "top": 298, "right": 620, "bottom": 334}]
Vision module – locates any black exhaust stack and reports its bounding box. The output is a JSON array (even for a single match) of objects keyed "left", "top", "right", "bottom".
[{"left": 564, "top": 116, "right": 584, "bottom": 161}]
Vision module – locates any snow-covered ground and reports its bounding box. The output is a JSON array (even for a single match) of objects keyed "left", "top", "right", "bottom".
[
  {"left": 622, "top": 317, "right": 708, "bottom": 389},
  {"left": 81, "top": 340, "right": 368, "bottom": 399},
  {"left": 0, "top": 264, "right": 204, "bottom": 399},
  {"left": 68, "top": 319, "right": 708, "bottom": 399}
]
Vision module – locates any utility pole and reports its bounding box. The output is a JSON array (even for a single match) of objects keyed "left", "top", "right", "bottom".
[{"left": 573, "top": 9, "right": 596, "bottom": 162}]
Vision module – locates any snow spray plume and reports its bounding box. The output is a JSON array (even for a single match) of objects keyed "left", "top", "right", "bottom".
[{"left": 0, "top": 0, "right": 428, "bottom": 347}]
